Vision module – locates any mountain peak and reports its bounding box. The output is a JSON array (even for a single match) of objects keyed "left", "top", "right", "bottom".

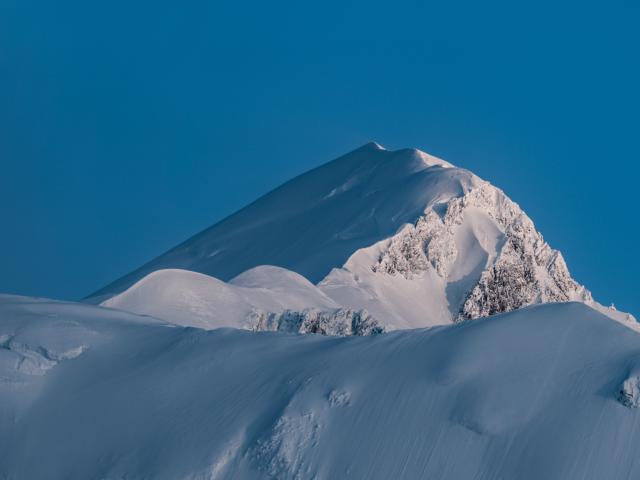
[
  {"left": 88, "top": 143, "right": 635, "bottom": 329},
  {"left": 351, "top": 142, "right": 455, "bottom": 170},
  {"left": 359, "top": 141, "right": 386, "bottom": 150},
  {"left": 403, "top": 147, "right": 455, "bottom": 169}
]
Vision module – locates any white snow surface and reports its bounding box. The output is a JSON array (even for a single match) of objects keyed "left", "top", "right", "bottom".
[
  {"left": 92, "top": 142, "right": 635, "bottom": 328},
  {"left": 102, "top": 267, "right": 340, "bottom": 330},
  {"left": 89, "top": 142, "right": 478, "bottom": 300},
  {"left": 3, "top": 294, "right": 640, "bottom": 479}
]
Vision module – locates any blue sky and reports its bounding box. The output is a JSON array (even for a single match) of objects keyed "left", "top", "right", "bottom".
[{"left": 1, "top": 0, "right": 638, "bottom": 315}]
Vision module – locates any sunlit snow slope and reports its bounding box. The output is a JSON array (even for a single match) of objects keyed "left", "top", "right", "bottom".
[
  {"left": 91, "top": 142, "right": 461, "bottom": 298},
  {"left": 101, "top": 267, "right": 339, "bottom": 329},
  {"left": 91, "top": 142, "right": 635, "bottom": 327},
  {"left": 3, "top": 294, "right": 640, "bottom": 479}
]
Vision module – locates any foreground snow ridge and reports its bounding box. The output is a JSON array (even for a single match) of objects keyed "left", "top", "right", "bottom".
[{"left": 3, "top": 296, "right": 640, "bottom": 479}]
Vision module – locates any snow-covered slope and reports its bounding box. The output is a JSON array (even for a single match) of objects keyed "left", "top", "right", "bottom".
[
  {"left": 3, "top": 294, "right": 640, "bottom": 479},
  {"left": 102, "top": 267, "right": 332, "bottom": 328},
  {"left": 89, "top": 142, "right": 476, "bottom": 300},
  {"left": 90, "top": 142, "right": 635, "bottom": 328},
  {"left": 319, "top": 179, "right": 636, "bottom": 328},
  {"left": 102, "top": 267, "right": 381, "bottom": 334}
]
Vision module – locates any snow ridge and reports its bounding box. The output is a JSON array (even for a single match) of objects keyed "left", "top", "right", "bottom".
[{"left": 3, "top": 297, "right": 640, "bottom": 479}]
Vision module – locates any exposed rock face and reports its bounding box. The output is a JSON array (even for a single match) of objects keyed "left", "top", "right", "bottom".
[
  {"left": 372, "top": 181, "right": 592, "bottom": 321},
  {"left": 249, "top": 308, "right": 384, "bottom": 336},
  {"left": 373, "top": 210, "right": 453, "bottom": 278},
  {"left": 619, "top": 376, "right": 640, "bottom": 408},
  {"left": 461, "top": 246, "right": 589, "bottom": 320}
]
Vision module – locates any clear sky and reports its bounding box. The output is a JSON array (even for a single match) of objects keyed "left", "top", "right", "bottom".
[{"left": 1, "top": 0, "right": 638, "bottom": 316}]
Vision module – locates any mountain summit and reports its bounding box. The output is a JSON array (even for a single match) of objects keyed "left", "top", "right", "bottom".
[
  {"left": 92, "top": 143, "right": 635, "bottom": 329},
  {"left": 3, "top": 144, "right": 639, "bottom": 479}
]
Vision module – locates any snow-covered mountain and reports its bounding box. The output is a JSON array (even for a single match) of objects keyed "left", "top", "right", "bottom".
[
  {"left": 3, "top": 294, "right": 640, "bottom": 479},
  {"left": 93, "top": 142, "right": 635, "bottom": 330},
  {"left": 3, "top": 142, "right": 639, "bottom": 480}
]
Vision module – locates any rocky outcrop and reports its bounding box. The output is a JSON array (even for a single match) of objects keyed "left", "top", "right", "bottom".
[
  {"left": 619, "top": 376, "right": 640, "bottom": 408},
  {"left": 248, "top": 308, "right": 384, "bottom": 336}
]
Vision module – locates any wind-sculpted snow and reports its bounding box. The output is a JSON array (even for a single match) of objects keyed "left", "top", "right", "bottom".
[
  {"left": 0, "top": 295, "right": 161, "bottom": 388},
  {"left": 103, "top": 268, "right": 383, "bottom": 336},
  {"left": 101, "top": 266, "right": 384, "bottom": 335},
  {"left": 102, "top": 267, "right": 340, "bottom": 330},
  {"left": 0, "top": 333, "right": 85, "bottom": 378},
  {"left": 3, "top": 296, "right": 640, "bottom": 479},
  {"left": 89, "top": 142, "right": 478, "bottom": 301}
]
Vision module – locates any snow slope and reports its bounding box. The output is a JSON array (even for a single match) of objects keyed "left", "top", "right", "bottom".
[
  {"left": 102, "top": 266, "right": 339, "bottom": 329},
  {"left": 89, "top": 142, "right": 476, "bottom": 300},
  {"left": 3, "top": 294, "right": 640, "bottom": 479},
  {"left": 90, "top": 142, "right": 635, "bottom": 327},
  {"left": 102, "top": 267, "right": 382, "bottom": 335},
  {"left": 319, "top": 179, "right": 636, "bottom": 328}
]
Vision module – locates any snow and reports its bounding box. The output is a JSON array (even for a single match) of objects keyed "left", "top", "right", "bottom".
[
  {"left": 319, "top": 235, "right": 453, "bottom": 328},
  {"left": 102, "top": 267, "right": 340, "bottom": 330},
  {"left": 445, "top": 206, "right": 503, "bottom": 311},
  {"left": 3, "top": 295, "right": 640, "bottom": 479},
  {"left": 89, "top": 143, "right": 478, "bottom": 300},
  {"left": 102, "top": 267, "right": 384, "bottom": 335},
  {"left": 2, "top": 142, "right": 639, "bottom": 478}
]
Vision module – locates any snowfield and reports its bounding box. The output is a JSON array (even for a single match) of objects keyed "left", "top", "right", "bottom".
[{"left": 2, "top": 295, "right": 640, "bottom": 479}]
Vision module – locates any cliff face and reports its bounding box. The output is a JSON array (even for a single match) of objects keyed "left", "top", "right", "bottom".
[{"left": 249, "top": 308, "right": 384, "bottom": 336}]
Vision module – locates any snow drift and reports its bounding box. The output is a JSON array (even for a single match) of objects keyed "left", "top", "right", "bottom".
[
  {"left": 2, "top": 294, "right": 640, "bottom": 479},
  {"left": 102, "top": 266, "right": 384, "bottom": 335},
  {"left": 101, "top": 267, "right": 341, "bottom": 330}
]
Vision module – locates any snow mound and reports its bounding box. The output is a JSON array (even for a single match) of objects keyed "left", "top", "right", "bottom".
[
  {"left": 102, "top": 267, "right": 342, "bottom": 330},
  {"left": 3, "top": 297, "right": 640, "bottom": 479},
  {"left": 230, "top": 265, "right": 325, "bottom": 295}
]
